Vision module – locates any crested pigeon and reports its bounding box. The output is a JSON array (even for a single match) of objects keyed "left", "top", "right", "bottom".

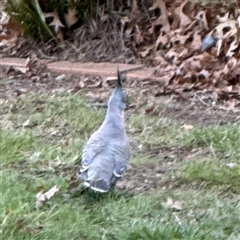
[{"left": 80, "top": 70, "right": 130, "bottom": 192}]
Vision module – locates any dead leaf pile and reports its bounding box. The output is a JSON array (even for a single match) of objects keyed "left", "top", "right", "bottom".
[
  {"left": 1, "top": 0, "right": 240, "bottom": 98},
  {"left": 120, "top": 0, "right": 240, "bottom": 97},
  {"left": 6, "top": 54, "right": 49, "bottom": 83},
  {"left": 0, "top": 12, "right": 23, "bottom": 53}
]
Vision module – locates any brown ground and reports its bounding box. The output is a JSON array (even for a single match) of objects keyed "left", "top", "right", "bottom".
[{"left": 1, "top": 65, "right": 239, "bottom": 124}]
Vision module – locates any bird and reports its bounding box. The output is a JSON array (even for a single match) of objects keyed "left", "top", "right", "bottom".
[{"left": 80, "top": 70, "right": 130, "bottom": 193}]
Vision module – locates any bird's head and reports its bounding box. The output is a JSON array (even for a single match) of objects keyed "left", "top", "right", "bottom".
[{"left": 108, "top": 70, "right": 127, "bottom": 110}]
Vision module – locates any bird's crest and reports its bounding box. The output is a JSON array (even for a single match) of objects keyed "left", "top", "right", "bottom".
[
  {"left": 117, "top": 69, "right": 127, "bottom": 88},
  {"left": 117, "top": 69, "right": 122, "bottom": 88}
]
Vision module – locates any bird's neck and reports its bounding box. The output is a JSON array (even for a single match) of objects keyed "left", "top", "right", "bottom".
[{"left": 104, "top": 105, "right": 125, "bottom": 130}]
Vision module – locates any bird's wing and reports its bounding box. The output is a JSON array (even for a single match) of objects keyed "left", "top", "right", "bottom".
[
  {"left": 80, "top": 133, "right": 105, "bottom": 172},
  {"left": 112, "top": 138, "right": 130, "bottom": 178}
]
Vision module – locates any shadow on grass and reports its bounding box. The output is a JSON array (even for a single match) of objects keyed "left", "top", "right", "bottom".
[{"left": 70, "top": 186, "right": 134, "bottom": 205}]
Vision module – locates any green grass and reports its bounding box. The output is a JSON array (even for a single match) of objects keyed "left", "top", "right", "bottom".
[
  {"left": 0, "top": 128, "right": 34, "bottom": 165},
  {"left": 180, "top": 157, "right": 240, "bottom": 192},
  {"left": 1, "top": 93, "right": 240, "bottom": 239},
  {"left": 2, "top": 167, "right": 240, "bottom": 239},
  {"left": 128, "top": 113, "right": 182, "bottom": 149},
  {"left": 181, "top": 125, "right": 240, "bottom": 160}
]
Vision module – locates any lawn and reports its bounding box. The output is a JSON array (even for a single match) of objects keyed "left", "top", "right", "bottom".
[{"left": 1, "top": 93, "right": 240, "bottom": 240}]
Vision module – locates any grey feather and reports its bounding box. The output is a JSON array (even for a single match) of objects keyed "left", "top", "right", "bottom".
[
  {"left": 80, "top": 70, "right": 130, "bottom": 192},
  {"left": 201, "top": 35, "right": 218, "bottom": 51}
]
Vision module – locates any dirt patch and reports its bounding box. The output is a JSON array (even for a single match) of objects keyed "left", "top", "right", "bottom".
[
  {"left": 117, "top": 153, "right": 179, "bottom": 194},
  {"left": 159, "top": 95, "right": 239, "bottom": 125},
  {"left": 1, "top": 65, "right": 239, "bottom": 126}
]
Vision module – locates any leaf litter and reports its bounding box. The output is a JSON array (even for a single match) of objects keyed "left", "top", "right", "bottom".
[{"left": 1, "top": 1, "right": 240, "bottom": 101}]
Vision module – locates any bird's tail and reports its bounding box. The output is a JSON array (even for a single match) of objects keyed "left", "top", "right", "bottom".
[
  {"left": 83, "top": 179, "right": 109, "bottom": 193},
  {"left": 81, "top": 170, "right": 110, "bottom": 192}
]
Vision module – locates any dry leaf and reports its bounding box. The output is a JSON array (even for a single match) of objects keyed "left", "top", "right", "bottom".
[
  {"left": 226, "top": 163, "right": 237, "bottom": 169},
  {"left": 175, "top": 1, "right": 192, "bottom": 28},
  {"left": 155, "top": 33, "right": 169, "bottom": 49},
  {"left": 0, "top": 11, "right": 10, "bottom": 26},
  {"left": 171, "top": 201, "right": 182, "bottom": 211},
  {"left": 226, "top": 39, "right": 238, "bottom": 57},
  {"left": 0, "top": 17, "right": 22, "bottom": 50},
  {"left": 36, "top": 185, "right": 59, "bottom": 206},
  {"left": 211, "top": 20, "right": 237, "bottom": 39},
  {"left": 44, "top": 11, "right": 64, "bottom": 33},
  {"left": 181, "top": 123, "right": 194, "bottom": 130},
  {"left": 139, "top": 46, "right": 152, "bottom": 57},
  {"left": 165, "top": 197, "right": 183, "bottom": 211},
  {"left": 216, "top": 39, "right": 223, "bottom": 56},
  {"left": 216, "top": 12, "right": 229, "bottom": 23},
  {"left": 166, "top": 197, "right": 173, "bottom": 206},
  {"left": 150, "top": 0, "right": 170, "bottom": 34},
  {"left": 195, "top": 10, "right": 209, "bottom": 30},
  {"left": 15, "top": 67, "right": 28, "bottom": 74},
  {"left": 65, "top": 8, "right": 78, "bottom": 28}
]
